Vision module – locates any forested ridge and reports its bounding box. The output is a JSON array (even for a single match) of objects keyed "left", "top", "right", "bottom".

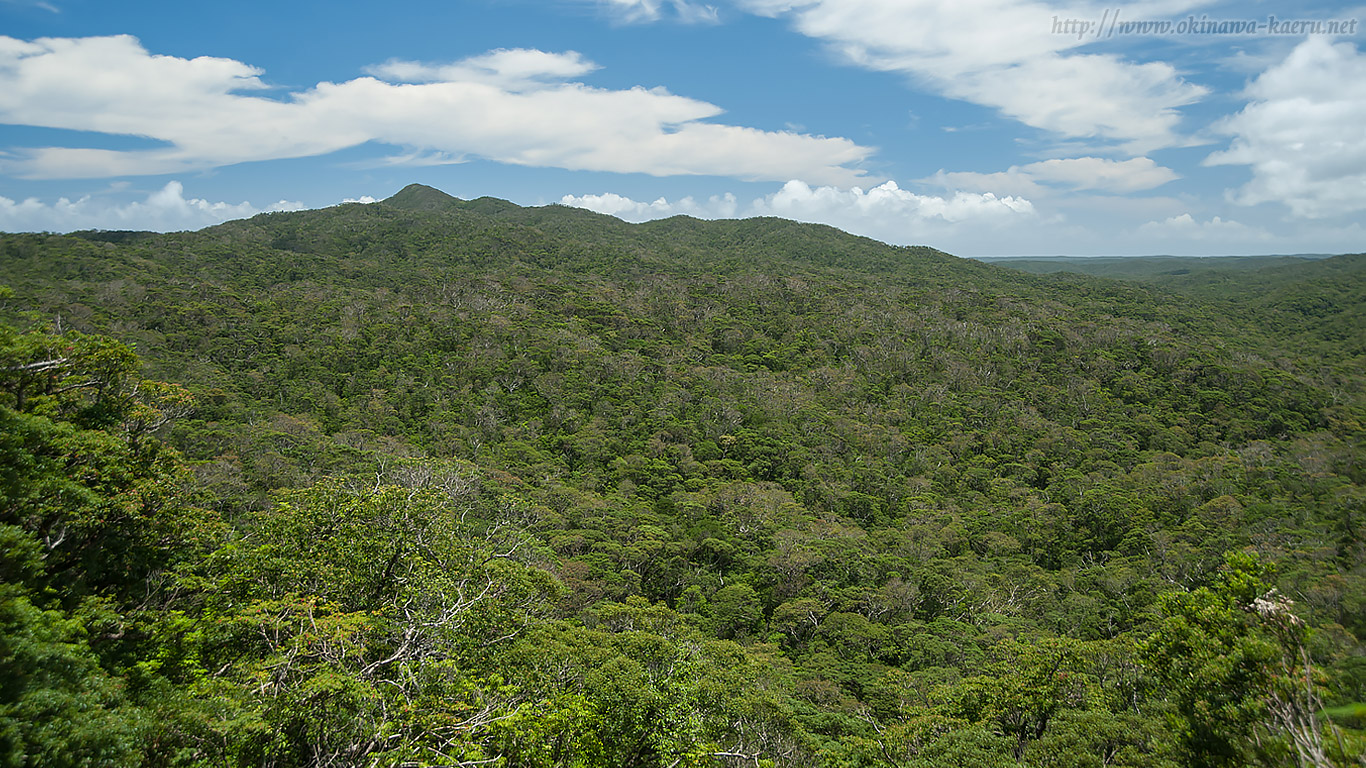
[{"left": 1, "top": 184, "right": 1363, "bottom": 767}]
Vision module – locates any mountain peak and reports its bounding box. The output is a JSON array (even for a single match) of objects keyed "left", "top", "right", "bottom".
[
  {"left": 459, "top": 196, "right": 522, "bottom": 215},
  {"left": 382, "top": 184, "right": 525, "bottom": 216},
  {"left": 383, "top": 183, "right": 462, "bottom": 211}
]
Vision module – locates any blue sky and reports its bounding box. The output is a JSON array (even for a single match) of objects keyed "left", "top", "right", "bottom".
[{"left": 0, "top": 0, "right": 1362, "bottom": 256}]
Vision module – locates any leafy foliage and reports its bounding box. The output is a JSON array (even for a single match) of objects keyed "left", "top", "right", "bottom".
[{"left": 0, "top": 190, "right": 1363, "bottom": 765}]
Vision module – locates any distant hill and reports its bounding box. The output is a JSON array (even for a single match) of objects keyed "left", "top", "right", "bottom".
[
  {"left": 977, "top": 254, "right": 1332, "bottom": 278},
  {"left": 383, "top": 183, "right": 543, "bottom": 217},
  {"left": 382, "top": 182, "right": 463, "bottom": 211}
]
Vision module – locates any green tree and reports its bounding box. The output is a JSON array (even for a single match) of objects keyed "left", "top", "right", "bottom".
[
  {"left": 709, "top": 583, "right": 763, "bottom": 640},
  {"left": 1138, "top": 552, "right": 1284, "bottom": 767}
]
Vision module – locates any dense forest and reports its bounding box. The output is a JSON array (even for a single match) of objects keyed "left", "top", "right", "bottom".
[{"left": 1, "top": 183, "right": 1363, "bottom": 767}]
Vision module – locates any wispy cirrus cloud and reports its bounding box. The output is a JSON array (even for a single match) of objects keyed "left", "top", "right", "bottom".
[
  {"left": 926, "top": 156, "right": 1180, "bottom": 197},
  {"left": 0, "top": 35, "right": 872, "bottom": 185},
  {"left": 595, "top": 0, "right": 720, "bottom": 24},
  {"left": 0, "top": 0, "right": 60, "bottom": 12}
]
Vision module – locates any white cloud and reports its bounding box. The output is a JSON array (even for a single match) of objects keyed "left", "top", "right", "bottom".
[
  {"left": 559, "top": 179, "right": 1034, "bottom": 244},
  {"left": 925, "top": 168, "right": 1043, "bottom": 197},
  {"left": 925, "top": 156, "right": 1178, "bottom": 196},
  {"left": 597, "top": 0, "right": 719, "bottom": 24},
  {"left": 0, "top": 35, "right": 871, "bottom": 185},
  {"left": 0, "top": 0, "right": 60, "bottom": 13},
  {"left": 1135, "top": 212, "right": 1273, "bottom": 242},
  {"left": 557, "top": 181, "right": 1364, "bottom": 257},
  {"left": 0, "top": 180, "right": 302, "bottom": 232},
  {"left": 348, "top": 150, "right": 467, "bottom": 169},
  {"left": 365, "top": 48, "right": 600, "bottom": 88},
  {"left": 1022, "top": 157, "right": 1178, "bottom": 191},
  {"left": 755, "top": 179, "right": 1033, "bottom": 224},
  {"left": 1205, "top": 38, "right": 1366, "bottom": 218},
  {"left": 559, "top": 191, "right": 738, "bottom": 219},
  {"left": 739, "top": 0, "right": 1207, "bottom": 151}
]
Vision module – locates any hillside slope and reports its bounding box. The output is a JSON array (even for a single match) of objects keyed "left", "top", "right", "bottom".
[{"left": 1, "top": 190, "right": 1363, "bottom": 766}]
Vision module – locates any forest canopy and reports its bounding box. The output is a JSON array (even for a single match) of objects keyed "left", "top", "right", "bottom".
[{"left": 1, "top": 186, "right": 1363, "bottom": 766}]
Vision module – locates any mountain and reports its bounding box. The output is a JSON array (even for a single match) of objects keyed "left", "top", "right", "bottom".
[
  {"left": 0, "top": 189, "right": 1363, "bottom": 766},
  {"left": 382, "top": 182, "right": 464, "bottom": 211}
]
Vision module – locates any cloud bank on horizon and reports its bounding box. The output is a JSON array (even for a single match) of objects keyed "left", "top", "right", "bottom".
[
  {"left": 0, "top": 181, "right": 303, "bottom": 233},
  {"left": 0, "top": 0, "right": 1362, "bottom": 256}
]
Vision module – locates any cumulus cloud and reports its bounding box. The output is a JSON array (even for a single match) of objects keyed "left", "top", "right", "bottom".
[
  {"left": 754, "top": 179, "right": 1033, "bottom": 224},
  {"left": 1135, "top": 212, "right": 1273, "bottom": 243},
  {"left": 0, "top": 35, "right": 871, "bottom": 185},
  {"left": 560, "top": 181, "right": 1365, "bottom": 256},
  {"left": 560, "top": 180, "right": 1034, "bottom": 244},
  {"left": 0, "top": 180, "right": 303, "bottom": 232},
  {"left": 559, "top": 191, "right": 739, "bottom": 220},
  {"left": 1205, "top": 38, "right": 1366, "bottom": 218},
  {"left": 738, "top": 0, "right": 1207, "bottom": 151}
]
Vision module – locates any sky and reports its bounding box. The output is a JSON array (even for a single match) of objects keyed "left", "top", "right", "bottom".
[{"left": 0, "top": 0, "right": 1362, "bottom": 256}]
